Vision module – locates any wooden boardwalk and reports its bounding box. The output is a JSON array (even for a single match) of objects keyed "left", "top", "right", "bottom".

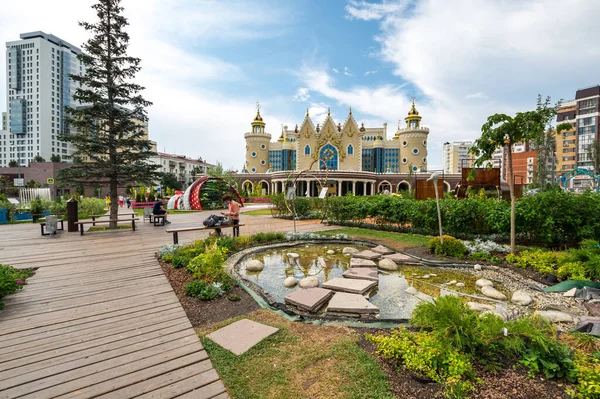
[{"left": 0, "top": 207, "right": 335, "bottom": 398}]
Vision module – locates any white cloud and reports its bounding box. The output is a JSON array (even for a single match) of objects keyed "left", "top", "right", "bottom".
[
  {"left": 332, "top": 68, "right": 339, "bottom": 73},
  {"left": 293, "top": 87, "right": 311, "bottom": 102},
  {"left": 345, "top": 0, "right": 409, "bottom": 20},
  {"left": 343, "top": 66, "right": 353, "bottom": 76},
  {"left": 364, "top": 70, "right": 378, "bottom": 76},
  {"left": 465, "top": 92, "right": 488, "bottom": 100}
]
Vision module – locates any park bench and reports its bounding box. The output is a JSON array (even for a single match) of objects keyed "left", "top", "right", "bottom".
[
  {"left": 89, "top": 213, "right": 136, "bottom": 226},
  {"left": 74, "top": 218, "right": 140, "bottom": 236},
  {"left": 40, "top": 219, "right": 65, "bottom": 236},
  {"left": 131, "top": 201, "right": 159, "bottom": 223},
  {"left": 166, "top": 224, "right": 245, "bottom": 244}
]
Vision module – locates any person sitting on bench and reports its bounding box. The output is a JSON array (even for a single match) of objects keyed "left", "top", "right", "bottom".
[
  {"left": 153, "top": 197, "right": 171, "bottom": 224},
  {"left": 221, "top": 193, "right": 240, "bottom": 237}
]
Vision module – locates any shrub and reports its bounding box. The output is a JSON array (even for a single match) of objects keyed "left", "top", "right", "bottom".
[
  {"left": 79, "top": 197, "right": 106, "bottom": 215},
  {"left": 157, "top": 243, "right": 181, "bottom": 258},
  {"left": 511, "top": 250, "right": 558, "bottom": 275},
  {"left": 427, "top": 235, "right": 467, "bottom": 258},
  {"left": 187, "top": 242, "right": 231, "bottom": 289},
  {"left": 0, "top": 265, "right": 33, "bottom": 310},
  {"left": 568, "top": 352, "right": 600, "bottom": 398},
  {"left": 183, "top": 280, "right": 223, "bottom": 300},
  {"left": 463, "top": 239, "right": 510, "bottom": 255}
]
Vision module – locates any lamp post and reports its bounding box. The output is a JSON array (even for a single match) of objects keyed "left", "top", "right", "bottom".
[{"left": 427, "top": 172, "right": 443, "bottom": 244}]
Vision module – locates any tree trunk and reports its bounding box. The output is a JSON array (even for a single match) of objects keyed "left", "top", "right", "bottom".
[{"left": 507, "top": 142, "right": 516, "bottom": 254}]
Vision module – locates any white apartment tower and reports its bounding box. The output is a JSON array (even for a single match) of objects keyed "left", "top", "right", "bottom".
[
  {"left": 4, "top": 31, "right": 84, "bottom": 166},
  {"left": 442, "top": 141, "right": 473, "bottom": 174}
]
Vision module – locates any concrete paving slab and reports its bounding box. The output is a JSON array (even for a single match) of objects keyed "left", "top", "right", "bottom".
[
  {"left": 343, "top": 267, "right": 378, "bottom": 282},
  {"left": 349, "top": 258, "right": 377, "bottom": 268},
  {"left": 382, "top": 252, "right": 421, "bottom": 265},
  {"left": 371, "top": 245, "right": 395, "bottom": 255},
  {"left": 284, "top": 287, "right": 334, "bottom": 312},
  {"left": 326, "top": 292, "right": 379, "bottom": 314},
  {"left": 206, "top": 319, "right": 279, "bottom": 355},
  {"left": 353, "top": 250, "right": 382, "bottom": 260},
  {"left": 322, "top": 277, "right": 377, "bottom": 295}
]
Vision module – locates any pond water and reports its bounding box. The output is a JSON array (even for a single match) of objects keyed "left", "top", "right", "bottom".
[{"left": 239, "top": 243, "right": 510, "bottom": 320}]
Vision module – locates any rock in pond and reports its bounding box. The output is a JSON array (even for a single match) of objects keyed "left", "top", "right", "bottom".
[
  {"left": 467, "top": 302, "right": 495, "bottom": 312},
  {"left": 447, "top": 280, "right": 457, "bottom": 285},
  {"left": 245, "top": 259, "right": 264, "bottom": 272},
  {"left": 511, "top": 290, "right": 532, "bottom": 306},
  {"left": 287, "top": 253, "right": 300, "bottom": 259},
  {"left": 371, "top": 245, "right": 395, "bottom": 255},
  {"left": 455, "top": 282, "right": 465, "bottom": 287},
  {"left": 534, "top": 310, "right": 575, "bottom": 323},
  {"left": 326, "top": 249, "right": 335, "bottom": 255},
  {"left": 378, "top": 258, "right": 398, "bottom": 271},
  {"left": 474, "top": 264, "right": 482, "bottom": 271},
  {"left": 475, "top": 278, "right": 494, "bottom": 288},
  {"left": 283, "top": 277, "right": 298, "bottom": 288},
  {"left": 299, "top": 276, "right": 319, "bottom": 288},
  {"left": 481, "top": 286, "right": 507, "bottom": 300},
  {"left": 342, "top": 247, "right": 359, "bottom": 255},
  {"left": 422, "top": 275, "right": 430, "bottom": 279},
  {"left": 405, "top": 286, "right": 418, "bottom": 295}
]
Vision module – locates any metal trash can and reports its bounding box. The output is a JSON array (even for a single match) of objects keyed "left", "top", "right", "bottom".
[
  {"left": 67, "top": 198, "right": 79, "bottom": 232},
  {"left": 46, "top": 215, "right": 58, "bottom": 235}
]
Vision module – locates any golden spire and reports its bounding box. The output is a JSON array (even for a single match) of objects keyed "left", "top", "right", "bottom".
[
  {"left": 327, "top": 107, "right": 331, "bottom": 116},
  {"left": 349, "top": 106, "right": 352, "bottom": 115},
  {"left": 306, "top": 108, "right": 309, "bottom": 117},
  {"left": 408, "top": 97, "right": 419, "bottom": 116}
]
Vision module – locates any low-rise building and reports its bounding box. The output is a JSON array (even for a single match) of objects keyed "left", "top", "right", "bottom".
[{"left": 149, "top": 152, "right": 213, "bottom": 189}]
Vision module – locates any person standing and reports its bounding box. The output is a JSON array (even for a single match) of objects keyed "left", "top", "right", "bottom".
[
  {"left": 221, "top": 194, "right": 240, "bottom": 237},
  {"left": 105, "top": 194, "right": 111, "bottom": 210},
  {"left": 118, "top": 195, "right": 124, "bottom": 207},
  {"left": 126, "top": 195, "right": 131, "bottom": 208}
]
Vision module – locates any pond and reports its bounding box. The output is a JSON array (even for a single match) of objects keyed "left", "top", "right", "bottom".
[{"left": 238, "top": 243, "right": 510, "bottom": 320}]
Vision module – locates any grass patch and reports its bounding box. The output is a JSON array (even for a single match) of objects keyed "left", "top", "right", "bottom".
[
  {"left": 88, "top": 224, "right": 132, "bottom": 232},
  {"left": 242, "top": 209, "right": 273, "bottom": 216},
  {"left": 132, "top": 208, "right": 145, "bottom": 216},
  {"left": 320, "top": 227, "right": 431, "bottom": 249},
  {"left": 199, "top": 309, "right": 394, "bottom": 399}
]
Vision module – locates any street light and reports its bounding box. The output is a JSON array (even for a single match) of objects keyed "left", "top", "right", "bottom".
[{"left": 427, "top": 171, "right": 443, "bottom": 244}]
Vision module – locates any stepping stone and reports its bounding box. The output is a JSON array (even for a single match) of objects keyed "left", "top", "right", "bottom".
[
  {"left": 350, "top": 258, "right": 377, "bottom": 268},
  {"left": 342, "top": 247, "right": 359, "bottom": 255},
  {"left": 382, "top": 253, "right": 421, "bottom": 265},
  {"left": 343, "top": 267, "right": 378, "bottom": 282},
  {"left": 326, "top": 292, "right": 379, "bottom": 314},
  {"left": 481, "top": 286, "right": 507, "bottom": 300},
  {"left": 322, "top": 277, "right": 377, "bottom": 295},
  {"left": 206, "top": 319, "right": 279, "bottom": 355},
  {"left": 371, "top": 245, "right": 395, "bottom": 255},
  {"left": 476, "top": 278, "right": 494, "bottom": 288},
  {"left": 353, "top": 250, "right": 381, "bottom": 260},
  {"left": 284, "top": 287, "right": 334, "bottom": 312}
]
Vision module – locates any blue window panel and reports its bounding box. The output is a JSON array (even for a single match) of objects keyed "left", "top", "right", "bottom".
[
  {"left": 362, "top": 149, "right": 374, "bottom": 172},
  {"left": 9, "top": 99, "right": 26, "bottom": 134},
  {"left": 348, "top": 144, "right": 353, "bottom": 155},
  {"left": 320, "top": 144, "right": 338, "bottom": 170},
  {"left": 305, "top": 145, "right": 310, "bottom": 155}
]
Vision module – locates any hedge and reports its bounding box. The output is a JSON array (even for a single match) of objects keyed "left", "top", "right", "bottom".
[{"left": 326, "top": 189, "right": 600, "bottom": 246}]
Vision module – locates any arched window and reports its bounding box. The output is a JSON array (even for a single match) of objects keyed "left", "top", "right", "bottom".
[
  {"left": 347, "top": 144, "right": 354, "bottom": 155},
  {"left": 304, "top": 145, "right": 311, "bottom": 155}
]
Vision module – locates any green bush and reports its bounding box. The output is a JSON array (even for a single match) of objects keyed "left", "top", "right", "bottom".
[
  {"left": 427, "top": 235, "right": 467, "bottom": 258},
  {"left": 183, "top": 280, "right": 222, "bottom": 300},
  {"left": 510, "top": 249, "right": 559, "bottom": 275},
  {"left": 187, "top": 241, "right": 231, "bottom": 289},
  {"left": 0, "top": 265, "right": 33, "bottom": 310},
  {"left": 79, "top": 197, "right": 106, "bottom": 215},
  {"left": 568, "top": 352, "right": 600, "bottom": 398}
]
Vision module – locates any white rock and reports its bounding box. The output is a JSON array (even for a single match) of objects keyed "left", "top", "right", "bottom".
[
  {"left": 511, "top": 290, "right": 533, "bottom": 306},
  {"left": 534, "top": 310, "right": 575, "bottom": 323},
  {"left": 448, "top": 280, "right": 457, "bottom": 285},
  {"left": 430, "top": 273, "right": 438, "bottom": 277},
  {"left": 563, "top": 288, "right": 577, "bottom": 297},
  {"left": 474, "top": 264, "right": 482, "bottom": 271},
  {"left": 467, "top": 302, "right": 495, "bottom": 312},
  {"left": 455, "top": 282, "right": 465, "bottom": 287},
  {"left": 245, "top": 259, "right": 264, "bottom": 271},
  {"left": 481, "top": 286, "right": 507, "bottom": 300},
  {"left": 342, "top": 247, "right": 359, "bottom": 255},
  {"left": 326, "top": 250, "right": 335, "bottom": 255},
  {"left": 405, "top": 286, "right": 418, "bottom": 295},
  {"left": 283, "top": 277, "right": 298, "bottom": 287},
  {"left": 299, "top": 276, "right": 319, "bottom": 288},
  {"left": 287, "top": 253, "right": 300, "bottom": 259},
  {"left": 378, "top": 258, "right": 398, "bottom": 271},
  {"left": 475, "top": 278, "right": 494, "bottom": 288},
  {"left": 481, "top": 309, "right": 509, "bottom": 321},
  {"left": 422, "top": 275, "right": 430, "bottom": 279}
]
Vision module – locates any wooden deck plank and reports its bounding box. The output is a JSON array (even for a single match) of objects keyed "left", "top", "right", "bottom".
[
  {"left": 133, "top": 368, "right": 221, "bottom": 399},
  {"left": 175, "top": 380, "right": 229, "bottom": 399}
]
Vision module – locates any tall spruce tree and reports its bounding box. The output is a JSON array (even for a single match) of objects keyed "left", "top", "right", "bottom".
[{"left": 58, "top": 0, "right": 160, "bottom": 227}]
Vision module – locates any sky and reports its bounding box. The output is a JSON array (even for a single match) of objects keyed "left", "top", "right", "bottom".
[{"left": 1, "top": 0, "right": 600, "bottom": 170}]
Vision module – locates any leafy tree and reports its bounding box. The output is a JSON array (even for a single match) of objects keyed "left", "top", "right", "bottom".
[
  {"left": 57, "top": 0, "right": 160, "bottom": 227},
  {"left": 160, "top": 172, "right": 182, "bottom": 191},
  {"left": 50, "top": 154, "right": 62, "bottom": 163},
  {"left": 8, "top": 160, "right": 18, "bottom": 168},
  {"left": 26, "top": 179, "right": 43, "bottom": 188},
  {"left": 208, "top": 161, "right": 238, "bottom": 190},
  {"left": 33, "top": 155, "right": 46, "bottom": 163},
  {"left": 470, "top": 96, "right": 569, "bottom": 253}
]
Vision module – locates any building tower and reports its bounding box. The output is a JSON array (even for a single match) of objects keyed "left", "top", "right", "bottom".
[
  {"left": 244, "top": 104, "right": 271, "bottom": 173},
  {"left": 4, "top": 31, "right": 84, "bottom": 167},
  {"left": 397, "top": 98, "right": 429, "bottom": 173}
]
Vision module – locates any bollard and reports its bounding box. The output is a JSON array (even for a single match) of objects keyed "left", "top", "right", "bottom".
[{"left": 67, "top": 198, "right": 79, "bottom": 232}]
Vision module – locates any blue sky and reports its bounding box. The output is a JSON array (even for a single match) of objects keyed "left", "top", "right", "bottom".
[{"left": 2, "top": 0, "right": 600, "bottom": 170}]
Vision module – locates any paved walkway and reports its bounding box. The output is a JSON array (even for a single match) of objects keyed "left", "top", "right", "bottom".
[{"left": 0, "top": 207, "right": 336, "bottom": 398}]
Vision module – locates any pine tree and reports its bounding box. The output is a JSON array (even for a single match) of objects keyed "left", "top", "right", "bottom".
[{"left": 57, "top": 0, "right": 160, "bottom": 227}]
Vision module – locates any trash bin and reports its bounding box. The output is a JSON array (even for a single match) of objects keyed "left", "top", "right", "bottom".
[
  {"left": 67, "top": 198, "right": 79, "bottom": 232},
  {"left": 46, "top": 215, "right": 58, "bottom": 235}
]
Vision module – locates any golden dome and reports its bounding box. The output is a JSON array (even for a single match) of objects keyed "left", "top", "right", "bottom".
[{"left": 408, "top": 97, "right": 419, "bottom": 116}]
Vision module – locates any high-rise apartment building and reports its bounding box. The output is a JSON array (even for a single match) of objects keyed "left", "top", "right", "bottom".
[
  {"left": 3, "top": 31, "right": 84, "bottom": 167},
  {"left": 1, "top": 112, "right": 6, "bottom": 130},
  {"left": 442, "top": 141, "right": 473, "bottom": 174}
]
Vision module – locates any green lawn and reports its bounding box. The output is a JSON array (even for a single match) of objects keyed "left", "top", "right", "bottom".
[
  {"left": 320, "top": 227, "right": 431, "bottom": 248},
  {"left": 200, "top": 310, "right": 394, "bottom": 399},
  {"left": 241, "top": 209, "right": 273, "bottom": 216}
]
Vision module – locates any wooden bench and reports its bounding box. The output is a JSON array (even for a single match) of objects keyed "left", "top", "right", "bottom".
[
  {"left": 166, "top": 224, "right": 245, "bottom": 244},
  {"left": 74, "top": 218, "right": 140, "bottom": 236},
  {"left": 89, "top": 213, "right": 136, "bottom": 226},
  {"left": 153, "top": 214, "right": 166, "bottom": 226},
  {"left": 40, "top": 219, "right": 65, "bottom": 236},
  {"left": 131, "top": 202, "right": 157, "bottom": 223}
]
